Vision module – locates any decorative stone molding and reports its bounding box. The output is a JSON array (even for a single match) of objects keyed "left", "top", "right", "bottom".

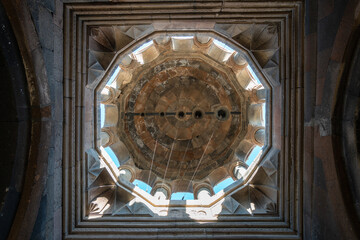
[
  {"left": 230, "top": 161, "right": 248, "bottom": 180},
  {"left": 114, "top": 37, "right": 249, "bottom": 183},
  {"left": 206, "top": 166, "right": 232, "bottom": 187},
  {"left": 99, "top": 131, "right": 110, "bottom": 147},
  {"left": 100, "top": 127, "right": 115, "bottom": 147},
  {"left": 151, "top": 182, "right": 172, "bottom": 200},
  {"left": 249, "top": 85, "right": 267, "bottom": 104},
  {"left": 254, "top": 128, "right": 265, "bottom": 146},
  {"left": 226, "top": 52, "right": 248, "bottom": 71},
  {"left": 118, "top": 165, "right": 136, "bottom": 182},
  {"left": 100, "top": 86, "right": 120, "bottom": 104},
  {"left": 194, "top": 35, "right": 214, "bottom": 49},
  {"left": 63, "top": 1, "right": 303, "bottom": 239},
  {"left": 153, "top": 36, "right": 172, "bottom": 51},
  {"left": 244, "top": 125, "right": 266, "bottom": 147},
  {"left": 193, "top": 183, "right": 214, "bottom": 199}
]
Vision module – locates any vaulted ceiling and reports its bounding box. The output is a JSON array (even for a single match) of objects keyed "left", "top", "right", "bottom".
[{"left": 1, "top": 0, "right": 360, "bottom": 240}]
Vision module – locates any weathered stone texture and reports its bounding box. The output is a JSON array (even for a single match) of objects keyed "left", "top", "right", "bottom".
[{"left": 1, "top": 0, "right": 360, "bottom": 239}]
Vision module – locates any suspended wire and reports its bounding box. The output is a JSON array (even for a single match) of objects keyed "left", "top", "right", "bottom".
[
  {"left": 176, "top": 140, "right": 191, "bottom": 180},
  {"left": 185, "top": 131, "right": 215, "bottom": 195},
  {"left": 162, "top": 129, "right": 178, "bottom": 188},
  {"left": 146, "top": 139, "right": 157, "bottom": 192}
]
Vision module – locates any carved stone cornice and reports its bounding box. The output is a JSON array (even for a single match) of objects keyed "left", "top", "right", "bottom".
[{"left": 63, "top": 1, "right": 303, "bottom": 239}]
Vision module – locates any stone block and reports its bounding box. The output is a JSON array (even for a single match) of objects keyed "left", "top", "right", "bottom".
[{"left": 38, "top": 5, "right": 54, "bottom": 51}]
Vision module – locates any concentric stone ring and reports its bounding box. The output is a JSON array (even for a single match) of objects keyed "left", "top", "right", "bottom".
[{"left": 121, "top": 58, "right": 245, "bottom": 181}]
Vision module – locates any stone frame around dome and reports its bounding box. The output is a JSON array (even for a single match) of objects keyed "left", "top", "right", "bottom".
[
  {"left": 96, "top": 32, "right": 266, "bottom": 190},
  {"left": 94, "top": 31, "right": 271, "bottom": 202},
  {"left": 63, "top": 1, "right": 303, "bottom": 239}
]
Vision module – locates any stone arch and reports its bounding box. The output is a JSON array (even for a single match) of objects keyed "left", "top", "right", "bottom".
[
  {"left": 1, "top": 1, "right": 52, "bottom": 239},
  {"left": 333, "top": 22, "right": 360, "bottom": 236}
]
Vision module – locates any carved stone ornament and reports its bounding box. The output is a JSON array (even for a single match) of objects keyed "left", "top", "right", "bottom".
[{"left": 63, "top": 1, "right": 303, "bottom": 239}]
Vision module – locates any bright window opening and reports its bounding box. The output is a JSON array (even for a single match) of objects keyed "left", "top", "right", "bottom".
[
  {"left": 104, "top": 147, "right": 119, "bottom": 167},
  {"left": 171, "top": 192, "right": 194, "bottom": 200},
  {"left": 132, "top": 40, "right": 154, "bottom": 64},
  {"left": 262, "top": 103, "right": 266, "bottom": 126},
  {"left": 133, "top": 179, "right": 152, "bottom": 193},
  {"left": 100, "top": 104, "right": 105, "bottom": 128},
  {"left": 213, "top": 39, "right": 235, "bottom": 53},
  {"left": 132, "top": 40, "right": 153, "bottom": 55},
  {"left": 213, "top": 177, "right": 235, "bottom": 194},
  {"left": 172, "top": 36, "right": 194, "bottom": 40},
  {"left": 106, "top": 66, "right": 120, "bottom": 86},
  {"left": 246, "top": 146, "right": 262, "bottom": 166},
  {"left": 95, "top": 33, "right": 270, "bottom": 210},
  {"left": 246, "top": 65, "right": 262, "bottom": 90}
]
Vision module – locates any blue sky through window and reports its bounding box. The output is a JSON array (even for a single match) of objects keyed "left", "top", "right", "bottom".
[
  {"left": 106, "top": 66, "right": 120, "bottom": 86},
  {"left": 171, "top": 192, "right": 194, "bottom": 200},
  {"left": 104, "top": 147, "right": 120, "bottom": 167},
  {"left": 262, "top": 104, "right": 266, "bottom": 125},
  {"left": 213, "top": 39, "right": 235, "bottom": 53},
  {"left": 100, "top": 104, "right": 105, "bottom": 128},
  {"left": 133, "top": 179, "right": 152, "bottom": 193},
  {"left": 247, "top": 65, "right": 261, "bottom": 84},
  {"left": 213, "top": 177, "right": 235, "bottom": 194},
  {"left": 97, "top": 35, "right": 268, "bottom": 204},
  {"left": 172, "top": 36, "right": 193, "bottom": 39},
  {"left": 246, "top": 146, "right": 262, "bottom": 166},
  {"left": 132, "top": 40, "right": 153, "bottom": 55}
]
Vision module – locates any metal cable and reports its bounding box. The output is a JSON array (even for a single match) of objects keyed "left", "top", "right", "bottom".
[
  {"left": 146, "top": 139, "right": 157, "bottom": 192},
  {"left": 161, "top": 129, "right": 178, "bottom": 188},
  {"left": 185, "top": 131, "right": 214, "bottom": 194},
  {"left": 176, "top": 139, "right": 191, "bottom": 180}
]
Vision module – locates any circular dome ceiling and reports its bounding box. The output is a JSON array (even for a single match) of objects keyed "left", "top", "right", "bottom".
[
  {"left": 122, "top": 57, "right": 246, "bottom": 181},
  {"left": 97, "top": 33, "right": 267, "bottom": 199}
]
